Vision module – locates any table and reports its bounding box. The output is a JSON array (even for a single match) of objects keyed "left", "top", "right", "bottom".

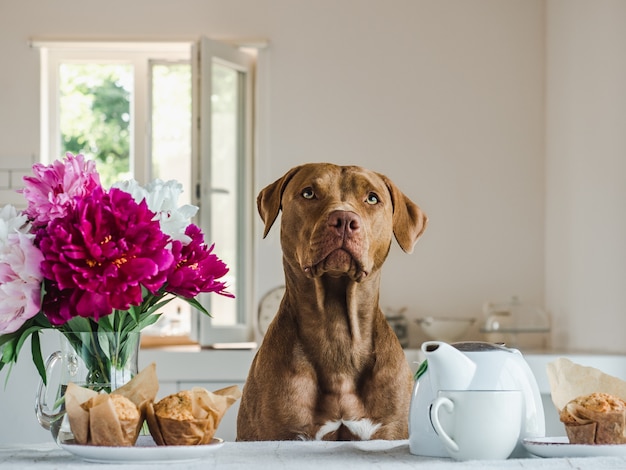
[{"left": 2, "top": 440, "right": 626, "bottom": 469}]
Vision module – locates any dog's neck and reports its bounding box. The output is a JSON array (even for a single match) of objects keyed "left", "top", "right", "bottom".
[
  {"left": 282, "top": 260, "right": 382, "bottom": 369},
  {"left": 312, "top": 275, "right": 380, "bottom": 342}
]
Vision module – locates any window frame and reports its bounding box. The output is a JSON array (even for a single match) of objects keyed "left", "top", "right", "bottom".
[
  {"left": 191, "top": 37, "right": 255, "bottom": 345},
  {"left": 36, "top": 39, "right": 257, "bottom": 346},
  {"left": 39, "top": 42, "right": 191, "bottom": 182}
]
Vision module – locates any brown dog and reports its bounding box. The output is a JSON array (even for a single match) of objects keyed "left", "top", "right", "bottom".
[{"left": 237, "top": 163, "right": 427, "bottom": 441}]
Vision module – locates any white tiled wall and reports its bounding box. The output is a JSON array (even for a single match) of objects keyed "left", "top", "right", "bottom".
[
  {"left": 0, "top": 165, "right": 31, "bottom": 208},
  {"left": 0, "top": 170, "right": 10, "bottom": 188}
]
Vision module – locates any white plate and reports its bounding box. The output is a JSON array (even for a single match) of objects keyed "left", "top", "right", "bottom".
[
  {"left": 523, "top": 436, "right": 626, "bottom": 458},
  {"left": 60, "top": 435, "right": 224, "bottom": 463}
]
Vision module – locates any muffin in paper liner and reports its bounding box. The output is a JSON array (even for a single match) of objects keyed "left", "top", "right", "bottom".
[
  {"left": 547, "top": 358, "right": 626, "bottom": 445},
  {"left": 146, "top": 385, "right": 242, "bottom": 446},
  {"left": 64, "top": 362, "right": 159, "bottom": 447},
  {"left": 560, "top": 392, "right": 626, "bottom": 444}
]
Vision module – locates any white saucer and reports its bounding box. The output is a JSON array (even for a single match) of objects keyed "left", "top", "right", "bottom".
[
  {"left": 60, "top": 435, "right": 224, "bottom": 463},
  {"left": 523, "top": 436, "right": 626, "bottom": 458}
]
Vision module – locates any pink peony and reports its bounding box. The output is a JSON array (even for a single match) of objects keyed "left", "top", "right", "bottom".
[
  {"left": 21, "top": 153, "right": 101, "bottom": 227},
  {"left": 38, "top": 187, "right": 174, "bottom": 325},
  {"left": 0, "top": 230, "right": 44, "bottom": 334},
  {"left": 166, "top": 224, "right": 232, "bottom": 299}
]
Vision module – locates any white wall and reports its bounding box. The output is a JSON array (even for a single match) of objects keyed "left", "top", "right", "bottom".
[
  {"left": 545, "top": 0, "right": 626, "bottom": 352},
  {"left": 258, "top": 0, "right": 547, "bottom": 345},
  {"left": 0, "top": 0, "right": 546, "bottom": 344}
]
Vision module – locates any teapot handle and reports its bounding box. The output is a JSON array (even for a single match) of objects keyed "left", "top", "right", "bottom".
[{"left": 34, "top": 350, "right": 62, "bottom": 431}]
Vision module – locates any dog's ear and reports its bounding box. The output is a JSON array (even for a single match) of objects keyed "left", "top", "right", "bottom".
[
  {"left": 381, "top": 175, "right": 428, "bottom": 253},
  {"left": 257, "top": 166, "right": 303, "bottom": 238}
]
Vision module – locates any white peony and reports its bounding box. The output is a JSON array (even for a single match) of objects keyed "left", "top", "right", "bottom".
[
  {"left": 0, "top": 205, "right": 29, "bottom": 246},
  {"left": 113, "top": 179, "right": 198, "bottom": 244}
]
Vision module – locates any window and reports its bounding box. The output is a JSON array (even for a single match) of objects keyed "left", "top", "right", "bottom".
[{"left": 37, "top": 38, "right": 256, "bottom": 345}]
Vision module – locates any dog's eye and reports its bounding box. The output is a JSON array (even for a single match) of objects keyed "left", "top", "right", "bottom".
[
  {"left": 366, "top": 192, "right": 379, "bottom": 205},
  {"left": 301, "top": 187, "right": 315, "bottom": 199}
]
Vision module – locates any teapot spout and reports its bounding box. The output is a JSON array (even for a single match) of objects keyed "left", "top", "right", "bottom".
[{"left": 421, "top": 341, "right": 477, "bottom": 391}]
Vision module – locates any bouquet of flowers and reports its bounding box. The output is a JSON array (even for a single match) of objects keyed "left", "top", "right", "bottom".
[{"left": 0, "top": 153, "right": 232, "bottom": 386}]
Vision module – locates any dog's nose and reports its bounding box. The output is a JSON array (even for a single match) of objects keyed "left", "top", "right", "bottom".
[{"left": 328, "top": 210, "right": 361, "bottom": 236}]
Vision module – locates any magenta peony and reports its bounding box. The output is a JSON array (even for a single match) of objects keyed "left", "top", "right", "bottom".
[
  {"left": 38, "top": 187, "right": 174, "bottom": 324},
  {"left": 21, "top": 152, "right": 101, "bottom": 227},
  {"left": 166, "top": 224, "right": 232, "bottom": 299}
]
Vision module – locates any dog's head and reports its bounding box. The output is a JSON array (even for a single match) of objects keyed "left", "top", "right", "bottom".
[{"left": 258, "top": 163, "right": 427, "bottom": 282}]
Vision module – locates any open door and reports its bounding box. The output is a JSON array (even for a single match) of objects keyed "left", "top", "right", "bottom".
[{"left": 191, "top": 37, "right": 255, "bottom": 345}]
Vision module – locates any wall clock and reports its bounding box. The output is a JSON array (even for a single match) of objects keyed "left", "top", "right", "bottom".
[{"left": 257, "top": 285, "right": 286, "bottom": 336}]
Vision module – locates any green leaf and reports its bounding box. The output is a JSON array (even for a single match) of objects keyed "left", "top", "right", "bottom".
[
  {"left": 0, "top": 318, "right": 48, "bottom": 385},
  {"left": 414, "top": 359, "right": 428, "bottom": 381},
  {"left": 0, "top": 336, "right": 17, "bottom": 363},
  {"left": 65, "top": 316, "right": 92, "bottom": 332},
  {"left": 97, "top": 314, "right": 115, "bottom": 333},
  {"left": 146, "top": 297, "right": 174, "bottom": 313},
  {"left": 2, "top": 362, "right": 14, "bottom": 389},
  {"left": 137, "top": 313, "right": 162, "bottom": 331},
  {"left": 128, "top": 305, "right": 141, "bottom": 325},
  {"left": 14, "top": 325, "right": 45, "bottom": 360},
  {"left": 0, "top": 331, "right": 16, "bottom": 348},
  {"left": 183, "top": 296, "right": 211, "bottom": 317},
  {"left": 0, "top": 343, "right": 15, "bottom": 370},
  {"left": 31, "top": 331, "right": 47, "bottom": 385}
]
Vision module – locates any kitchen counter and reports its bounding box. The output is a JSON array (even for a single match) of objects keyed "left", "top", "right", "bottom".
[{"left": 3, "top": 440, "right": 626, "bottom": 469}]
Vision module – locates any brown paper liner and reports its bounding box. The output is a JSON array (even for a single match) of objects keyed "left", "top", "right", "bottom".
[
  {"left": 547, "top": 358, "right": 626, "bottom": 411},
  {"left": 564, "top": 406, "right": 626, "bottom": 445},
  {"left": 565, "top": 423, "right": 597, "bottom": 445},
  {"left": 146, "top": 385, "right": 242, "bottom": 446},
  {"left": 65, "top": 363, "right": 159, "bottom": 447}
]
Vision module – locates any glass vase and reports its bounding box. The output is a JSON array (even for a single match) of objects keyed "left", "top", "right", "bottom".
[{"left": 35, "top": 330, "right": 140, "bottom": 443}]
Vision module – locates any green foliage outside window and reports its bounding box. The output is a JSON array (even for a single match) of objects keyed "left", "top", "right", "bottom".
[{"left": 59, "top": 64, "right": 132, "bottom": 188}]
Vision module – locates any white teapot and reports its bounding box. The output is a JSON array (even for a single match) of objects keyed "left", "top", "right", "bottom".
[{"left": 408, "top": 341, "right": 545, "bottom": 458}]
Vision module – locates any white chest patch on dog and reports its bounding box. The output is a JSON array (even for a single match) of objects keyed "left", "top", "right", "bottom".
[{"left": 315, "top": 418, "right": 382, "bottom": 441}]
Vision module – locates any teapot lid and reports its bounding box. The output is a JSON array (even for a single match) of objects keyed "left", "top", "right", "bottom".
[{"left": 452, "top": 341, "right": 513, "bottom": 353}]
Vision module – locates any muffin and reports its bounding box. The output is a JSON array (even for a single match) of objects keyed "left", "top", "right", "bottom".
[
  {"left": 560, "top": 392, "right": 626, "bottom": 444},
  {"left": 66, "top": 386, "right": 143, "bottom": 446},
  {"left": 83, "top": 393, "right": 139, "bottom": 420},
  {"left": 65, "top": 363, "right": 159, "bottom": 447},
  {"left": 146, "top": 385, "right": 242, "bottom": 446},
  {"left": 154, "top": 390, "right": 196, "bottom": 420}
]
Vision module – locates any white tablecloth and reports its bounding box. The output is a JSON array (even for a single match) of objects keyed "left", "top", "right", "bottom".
[{"left": 2, "top": 440, "right": 626, "bottom": 469}]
